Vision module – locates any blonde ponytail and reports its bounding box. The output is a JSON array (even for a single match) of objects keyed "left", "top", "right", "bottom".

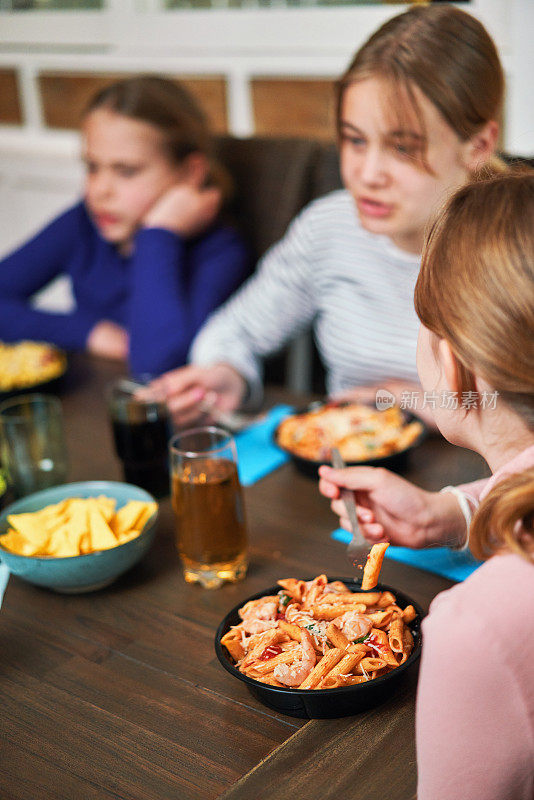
[{"left": 470, "top": 468, "right": 534, "bottom": 562}]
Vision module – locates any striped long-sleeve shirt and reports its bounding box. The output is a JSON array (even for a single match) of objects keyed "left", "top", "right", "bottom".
[{"left": 190, "top": 189, "right": 421, "bottom": 399}]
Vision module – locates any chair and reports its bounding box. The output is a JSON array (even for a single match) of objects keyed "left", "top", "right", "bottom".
[
  {"left": 312, "top": 141, "right": 343, "bottom": 200},
  {"left": 215, "top": 135, "right": 329, "bottom": 391},
  {"left": 216, "top": 135, "right": 324, "bottom": 261}
]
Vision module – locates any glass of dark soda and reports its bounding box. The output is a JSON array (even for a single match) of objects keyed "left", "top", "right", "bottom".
[{"left": 107, "top": 381, "right": 172, "bottom": 498}]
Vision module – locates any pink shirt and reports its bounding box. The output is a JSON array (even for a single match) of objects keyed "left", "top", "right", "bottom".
[{"left": 417, "top": 445, "right": 534, "bottom": 800}]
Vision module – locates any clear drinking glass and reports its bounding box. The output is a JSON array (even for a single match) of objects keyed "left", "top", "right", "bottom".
[
  {"left": 0, "top": 393, "right": 68, "bottom": 499},
  {"left": 170, "top": 426, "right": 248, "bottom": 589},
  {"left": 107, "top": 380, "right": 173, "bottom": 499}
]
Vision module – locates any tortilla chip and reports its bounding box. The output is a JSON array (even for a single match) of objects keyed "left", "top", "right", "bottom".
[
  {"left": 87, "top": 506, "right": 118, "bottom": 551},
  {"left": 133, "top": 502, "right": 158, "bottom": 532},
  {"left": 7, "top": 512, "right": 51, "bottom": 553},
  {"left": 48, "top": 525, "right": 81, "bottom": 557},
  {"left": 117, "top": 529, "right": 141, "bottom": 544},
  {"left": 111, "top": 501, "right": 147, "bottom": 536},
  {"left": 79, "top": 531, "right": 92, "bottom": 554},
  {"left": 42, "top": 512, "right": 70, "bottom": 534},
  {"left": 66, "top": 500, "right": 88, "bottom": 532},
  {"left": 40, "top": 499, "right": 69, "bottom": 518},
  {"left": 0, "top": 529, "right": 38, "bottom": 556},
  {"left": 94, "top": 495, "right": 116, "bottom": 522},
  {"left": 2, "top": 495, "right": 157, "bottom": 557}
]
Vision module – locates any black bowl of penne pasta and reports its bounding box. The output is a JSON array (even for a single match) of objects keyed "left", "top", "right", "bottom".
[
  {"left": 273, "top": 402, "right": 427, "bottom": 479},
  {"left": 215, "top": 575, "right": 423, "bottom": 719}
]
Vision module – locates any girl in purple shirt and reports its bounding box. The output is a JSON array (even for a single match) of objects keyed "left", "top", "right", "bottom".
[
  {"left": 0, "top": 76, "right": 248, "bottom": 377},
  {"left": 321, "top": 172, "right": 534, "bottom": 798}
]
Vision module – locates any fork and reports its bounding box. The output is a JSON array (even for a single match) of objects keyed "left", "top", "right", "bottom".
[
  {"left": 199, "top": 395, "right": 262, "bottom": 434},
  {"left": 330, "top": 447, "right": 366, "bottom": 559}
]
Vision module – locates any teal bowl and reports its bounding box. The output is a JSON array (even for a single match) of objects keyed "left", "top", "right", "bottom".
[{"left": 0, "top": 480, "right": 158, "bottom": 593}]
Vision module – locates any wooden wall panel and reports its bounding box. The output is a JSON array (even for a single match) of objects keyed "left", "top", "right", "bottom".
[
  {"left": 180, "top": 77, "right": 228, "bottom": 133},
  {"left": 252, "top": 78, "right": 336, "bottom": 141},
  {"left": 0, "top": 69, "right": 23, "bottom": 125},
  {"left": 39, "top": 73, "right": 117, "bottom": 129},
  {"left": 38, "top": 72, "right": 228, "bottom": 133}
]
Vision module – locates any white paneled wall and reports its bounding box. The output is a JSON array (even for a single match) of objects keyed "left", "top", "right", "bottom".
[
  {"left": 0, "top": 149, "right": 81, "bottom": 255},
  {"left": 0, "top": 150, "right": 81, "bottom": 309}
]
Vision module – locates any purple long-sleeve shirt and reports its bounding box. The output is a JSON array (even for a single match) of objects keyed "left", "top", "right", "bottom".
[{"left": 0, "top": 201, "right": 249, "bottom": 376}]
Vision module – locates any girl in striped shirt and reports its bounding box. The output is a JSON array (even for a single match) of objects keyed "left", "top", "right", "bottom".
[{"left": 151, "top": 5, "right": 505, "bottom": 426}]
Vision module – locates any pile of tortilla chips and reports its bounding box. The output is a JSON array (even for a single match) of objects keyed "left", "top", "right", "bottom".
[{"left": 0, "top": 496, "right": 157, "bottom": 557}]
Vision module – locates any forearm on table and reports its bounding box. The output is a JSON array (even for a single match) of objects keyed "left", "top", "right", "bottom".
[{"left": 0, "top": 299, "right": 97, "bottom": 351}]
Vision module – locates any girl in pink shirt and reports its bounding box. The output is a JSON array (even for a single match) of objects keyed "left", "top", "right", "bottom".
[{"left": 320, "top": 172, "right": 534, "bottom": 799}]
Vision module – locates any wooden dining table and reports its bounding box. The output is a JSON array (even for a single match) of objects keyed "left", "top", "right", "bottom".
[{"left": 0, "top": 354, "right": 490, "bottom": 800}]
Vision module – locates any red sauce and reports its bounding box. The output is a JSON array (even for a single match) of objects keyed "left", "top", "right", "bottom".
[
  {"left": 365, "top": 634, "right": 384, "bottom": 655},
  {"left": 275, "top": 611, "right": 286, "bottom": 620},
  {"left": 258, "top": 645, "right": 283, "bottom": 661}
]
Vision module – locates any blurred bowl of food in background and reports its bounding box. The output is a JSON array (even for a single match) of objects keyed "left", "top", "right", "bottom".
[
  {"left": 274, "top": 401, "right": 426, "bottom": 477},
  {"left": 0, "top": 341, "right": 67, "bottom": 398}
]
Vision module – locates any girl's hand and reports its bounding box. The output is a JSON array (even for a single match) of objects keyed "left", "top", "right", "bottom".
[
  {"left": 145, "top": 362, "right": 247, "bottom": 426},
  {"left": 87, "top": 320, "right": 129, "bottom": 361},
  {"left": 143, "top": 183, "right": 222, "bottom": 238},
  {"left": 331, "top": 380, "right": 439, "bottom": 431},
  {"left": 318, "top": 465, "right": 467, "bottom": 549}
]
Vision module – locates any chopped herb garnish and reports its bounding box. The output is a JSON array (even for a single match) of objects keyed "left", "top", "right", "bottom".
[
  {"left": 353, "top": 634, "right": 369, "bottom": 644},
  {"left": 278, "top": 592, "right": 291, "bottom": 607},
  {"left": 304, "top": 622, "right": 323, "bottom": 636}
]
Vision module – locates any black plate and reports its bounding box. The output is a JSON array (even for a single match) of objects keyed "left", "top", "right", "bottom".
[
  {"left": 273, "top": 402, "right": 427, "bottom": 478},
  {"left": 215, "top": 578, "right": 423, "bottom": 719}
]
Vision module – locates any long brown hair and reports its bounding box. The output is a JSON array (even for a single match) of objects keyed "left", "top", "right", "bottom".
[
  {"left": 85, "top": 75, "right": 231, "bottom": 197},
  {"left": 336, "top": 5, "right": 504, "bottom": 172},
  {"left": 415, "top": 171, "right": 534, "bottom": 561}
]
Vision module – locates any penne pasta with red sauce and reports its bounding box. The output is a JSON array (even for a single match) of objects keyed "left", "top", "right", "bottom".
[{"left": 220, "top": 572, "right": 417, "bottom": 690}]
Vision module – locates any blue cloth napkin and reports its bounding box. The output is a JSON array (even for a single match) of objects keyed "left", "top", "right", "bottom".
[
  {"left": 235, "top": 405, "right": 293, "bottom": 486},
  {"left": 331, "top": 527, "right": 482, "bottom": 582}
]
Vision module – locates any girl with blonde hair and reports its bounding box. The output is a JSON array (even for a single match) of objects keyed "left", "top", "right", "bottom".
[{"left": 321, "top": 171, "right": 534, "bottom": 798}]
